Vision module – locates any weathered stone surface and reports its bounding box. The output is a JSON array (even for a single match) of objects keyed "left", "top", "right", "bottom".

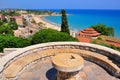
[
  {"left": 52, "top": 53, "right": 84, "bottom": 72},
  {"left": 18, "top": 60, "right": 120, "bottom": 80}
]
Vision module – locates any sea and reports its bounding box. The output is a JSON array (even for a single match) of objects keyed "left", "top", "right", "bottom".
[{"left": 43, "top": 9, "right": 120, "bottom": 38}]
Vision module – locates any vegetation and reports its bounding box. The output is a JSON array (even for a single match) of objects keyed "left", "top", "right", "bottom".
[
  {"left": 0, "top": 20, "right": 3, "bottom": 26},
  {"left": 8, "top": 21, "right": 18, "bottom": 30},
  {"left": 0, "top": 35, "right": 31, "bottom": 52},
  {"left": 23, "top": 18, "right": 28, "bottom": 26},
  {"left": 31, "top": 29, "right": 78, "bottom": 44},
  {"left": 0, "top": 19, "right": 8, "bottom": 24},
  {"left": 92, "top": 39, "right": 120, "bottom": 52},
  {"left": 91, "top": 24, "right": 114, "bottom": 37},
  {"left": 2, "top": 18, "right": 8, "bottom": 23},
  {"left": 0, "top": 24, "right": 14, "bottom": 35},
  {"left": 61, "top": 9, "right": 70, "bottom": 35},
  {"left": 0, "top": 11, "right": 20, "bottom": 16},
  {"left": 26, "top": 10, "right": 53, "bottom": 15},
  {"left": 38, "top": 22, "right": 45, "bottom": 26},
  {"left": 31, "top": 19, "right": 36, "bottom": 23},
  {"left": 0, "top": 20, "right": 18, "bottom": 35}
]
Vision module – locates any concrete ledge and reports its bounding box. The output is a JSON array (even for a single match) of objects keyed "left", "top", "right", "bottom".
[
  {"left": 3, "top": 48, "right": 21, "bottom": 54},
  {"left": 0, "top": 53, "right": 4, "bottom": 57}
]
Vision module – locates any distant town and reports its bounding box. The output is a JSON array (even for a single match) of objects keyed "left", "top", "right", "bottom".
[{"left": 0, "top": 9, "right": 61, "bottom": 38}]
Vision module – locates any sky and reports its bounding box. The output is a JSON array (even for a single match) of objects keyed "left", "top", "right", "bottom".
[{"left": 0, "top": 0, "right": 120, "bottom": 9}]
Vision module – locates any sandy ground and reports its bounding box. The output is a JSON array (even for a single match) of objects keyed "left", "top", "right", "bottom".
[{"left": 33, "top": 15, "right": 60, "bottom": 31}]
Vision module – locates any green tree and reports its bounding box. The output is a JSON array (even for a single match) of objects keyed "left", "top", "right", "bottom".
[
  {"left": 1, "top": 11, "right": 7, "bottom": 16},
  {"left": 8, "top": 21, "right": 18, "bottom": 30},
  {"left": 91, "top": 24, "right": 114, "bottom": 36},
  {"left": 1, "top": 11, "right": 20, "bottom": 16},
  {"left": 0, "top": 20, "right": 3, "bottom": 26},
  {"left": 0, "top": 35, "right": 31, "bottom": 52},
  {"left": 0, "top": 24, "right": 14, "bottom": 35},
  {"left": 108, "top": 27, "right": 114, "bottom": 37},
  {"left": 2, "top": 18, "right": 8, "bottom": 23},
  {"left": 31, "top": 29, "right": 78, "bottom": 44},
  {"left": 61, "top": 9, "right": 70, "bottom": 35}
]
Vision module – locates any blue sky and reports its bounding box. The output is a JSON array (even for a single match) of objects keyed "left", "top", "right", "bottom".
[{"left": 0, "top": 0, "right": 120, "bottom": 9}]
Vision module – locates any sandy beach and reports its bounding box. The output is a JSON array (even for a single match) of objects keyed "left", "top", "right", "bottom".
[
  {"left": 33, "top": 15, "right": 61, "bottom": 31},
  {"left": 32, "top": 14, "right": 76, "bottom": 37}
]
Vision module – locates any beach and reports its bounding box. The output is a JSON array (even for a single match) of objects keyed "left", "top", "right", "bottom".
[
  {"left": 32, "top": 15, "right": 76, "bottom": 37},
  {"left": 33, "top": 15, "right": 61, "bottom": 31}
]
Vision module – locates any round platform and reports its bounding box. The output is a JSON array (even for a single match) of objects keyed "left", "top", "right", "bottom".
[{"left": 52, "top": 53, "right": 84, "bottom": 72}]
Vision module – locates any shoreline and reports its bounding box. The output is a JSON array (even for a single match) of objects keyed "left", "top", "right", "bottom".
[
  {"left": 34, "top": 15, "right": 61, "bottom": 31},
  {"left": 33, "top": 15, "right": 77, "bottom": 37},
  {"left": 41, "top": 16, "right": 61, "bottom": 29},
  {"left": 41, "top": 16, "right": 76, "bottom": 37}
]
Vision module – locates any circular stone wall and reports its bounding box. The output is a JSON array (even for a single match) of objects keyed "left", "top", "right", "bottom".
[{"left": 0, "top": 42, "right": 120, "bottom": 80}]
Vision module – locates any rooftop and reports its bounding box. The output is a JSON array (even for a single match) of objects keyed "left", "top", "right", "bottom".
[
  {"left": 0, "top": 14, "right": 5, "bottom": 18},
  {"left": 78, "top": 28, "right": 100, "bottom": 37}
]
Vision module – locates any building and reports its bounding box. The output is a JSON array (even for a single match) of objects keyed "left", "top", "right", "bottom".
[
  {"left": 0, "top": 14, "right": 5, "bottom": 20},
  {"left": 17, "top": 10, "right": 27, "bottom": 14},
  {"left": 78, "top": 27, "right": 100, "bottom": 39},
  {"left": 9, "top": 16, "right": 23, "bottom": 26}
]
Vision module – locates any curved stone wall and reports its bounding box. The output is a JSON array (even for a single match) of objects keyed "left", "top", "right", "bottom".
[{"left": 0, "top": 42, "right": 120, "bottom": 79}]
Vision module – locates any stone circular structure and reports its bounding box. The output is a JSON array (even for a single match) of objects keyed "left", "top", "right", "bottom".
[
  {"left": 0, "top": 42, "right": 120, "bottom": 80},
  {"left": 52, "top": 53, "right": 84, "bottom": 80},
  {"left": 52, "top": 53, "right": 84, "bottom": 72}
]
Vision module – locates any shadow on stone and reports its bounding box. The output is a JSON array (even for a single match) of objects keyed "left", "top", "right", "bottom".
[{"left": 46, "top": 68, "right": 57, "bottom": 80}]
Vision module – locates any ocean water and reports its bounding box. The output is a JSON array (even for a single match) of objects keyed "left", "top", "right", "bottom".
[{"left": 44, "top": 9, "right": 120, "bottom": 38}]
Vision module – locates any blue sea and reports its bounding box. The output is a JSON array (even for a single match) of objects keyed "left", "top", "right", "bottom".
[{"left": 44, "top": 9, "right": 120, "bottom": 38}]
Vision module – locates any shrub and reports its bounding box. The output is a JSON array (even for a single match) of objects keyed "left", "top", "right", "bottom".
[
  {"left": 8, "top": 21, "right": 18, "bottom": 30},
  {"left": 91, "top": 24, "right": 114, "bottom": 37},
  {"left": 0, "top": 24, "right": 14, "bottom": 35},
  {"left": 0, "top": 35, "right": 31, "bottom": 52},
  {"left": 0, "top": 20, "right": 3, "bottom": 26},
  {"left": 31, "top": 29, "right": 78, "bottom": 44},
  {"left": 91, "top": 40, "right": 120, "bottom": 52}
]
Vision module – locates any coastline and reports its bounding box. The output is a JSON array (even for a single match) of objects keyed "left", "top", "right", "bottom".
[
  {"left": 42, "top": 16, "right": 61, "bottom": 28},
  {"left": 33, "top": 15, "right": 61, "bottom": 31},
  {"left": 41, "top": 15, "right": 76, "bottom": 37},
  {"left": 33, "top": 15, "right": 77, "bottom": 37}
]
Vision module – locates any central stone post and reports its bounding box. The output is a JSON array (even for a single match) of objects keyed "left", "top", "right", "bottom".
[{"left": 52, "top": 53, "right": 84, "bottom": 80}]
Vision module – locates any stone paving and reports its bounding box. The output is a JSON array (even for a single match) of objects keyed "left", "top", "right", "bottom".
[{"left": 18, "top": 59, "right": 120, "bottom": 80}]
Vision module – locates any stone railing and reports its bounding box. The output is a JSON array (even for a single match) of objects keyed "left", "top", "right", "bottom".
[{"left": 0, "top": 42, "right": 120, "bottom": 79}]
